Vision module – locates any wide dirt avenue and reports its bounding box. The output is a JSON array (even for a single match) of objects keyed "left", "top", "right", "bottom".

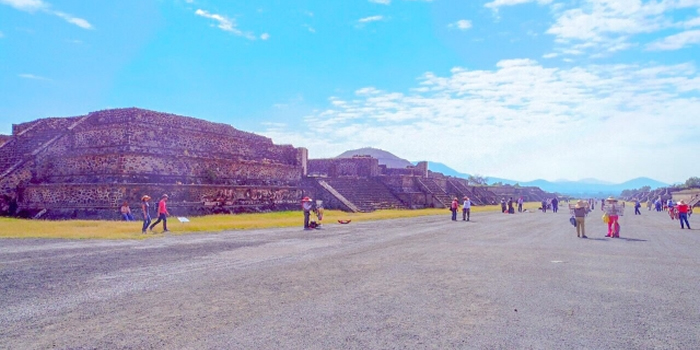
[{"left": 1, "top": 209, "right": 699, "bottom": 349}]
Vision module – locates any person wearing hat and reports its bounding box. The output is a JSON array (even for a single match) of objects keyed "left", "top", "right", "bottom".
[
  {"left": 603, "top": 196, "right": 623, "bottom": 238},
  {"left": 301, "top": 197, "right": 314, "bottom": 229},
  {"left": 462, "top": 196, "right": 472, "bottom": 221},
  {"left": 677, "top": 200, "right": 692, "bottom": 229},
  {"left": 451, "top": 197, "right": 460, "bottom": 221},
  {"left": 149, "top": 194, "right": 170, "bottom": 233},
  {"left": 573, "top": 200, "right": 589, "bottom": 238},
  {"left": 140, "top": 195, "right": 152, "bottom": 234}
]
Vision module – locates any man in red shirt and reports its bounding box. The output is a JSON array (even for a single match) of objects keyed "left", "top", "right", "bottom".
[
  {"left": 677, "top": 200, "right": 692, "bottom": 230},
  {"left": 149, "top": 194, "right": 170, "bottom": 233}
]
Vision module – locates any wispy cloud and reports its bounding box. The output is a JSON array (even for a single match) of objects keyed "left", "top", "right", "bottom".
[
  {"left": 449, "top": 19, "right": 472, "bottom": 30},
  {"left": 369, "top": 0, "right": 391, "bottom": 4},
  {"left": 0, "top": 0, "right": 92, "bottom": 29},
  {"left": 261, "top": 59, "right": 700, "bottom": 182},
  {"left": 0, "top": 31, "right": 4, "bottom": 38},
  {"left": 359, "top": 15, "right": 384, "bottom": 23},
  {"left": 18, "top": 73, "right": 51, "bottom": 81},
  {"left": 485, "top": 0, "right": 553, "bottom": 10},
  {"left": 546, "top": 0, "right": 700, "bottom": 55},
  {"left": 647, "top": 29, "right": 700, "bottom": 50},
  {"left": 195, "top": 9, "right": 257, "bottom": 40},
  {"left": 260, "top": 33, "right": 270, "bottom": 40}
]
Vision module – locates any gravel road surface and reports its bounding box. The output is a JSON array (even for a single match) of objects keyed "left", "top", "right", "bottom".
[{"left": 1, "top": 209, "right": 699, "bottom": 349}]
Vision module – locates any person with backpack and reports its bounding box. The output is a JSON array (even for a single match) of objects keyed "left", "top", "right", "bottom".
[
  {"left": 603, "top": 196, "right": 623, "bottom": 238},
  {"left": 634, "top": 199, "right": 642, "bottom": 215},
  {"left": 572, "top": 200, "right": 589, "bottom": 238},
  {"left": 450, "top": 197, "right": 459, "bottom": 221},
  {"left": 149, "top": 194, "right": 170, "bottom": 233}
]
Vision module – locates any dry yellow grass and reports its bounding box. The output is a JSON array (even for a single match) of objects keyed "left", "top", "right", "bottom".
[{"left": 0, "top": 203, "right": 517, "bottom": 240}]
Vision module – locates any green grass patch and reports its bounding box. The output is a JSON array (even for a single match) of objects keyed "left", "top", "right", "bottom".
[{"left": 0, "top": 203, "right": 514, "bottom": 240}]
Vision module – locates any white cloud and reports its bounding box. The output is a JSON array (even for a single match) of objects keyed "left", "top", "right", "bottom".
[
  {"left": 261, "top": 60, "right": 700, "bottom": 183},
  {"left": 195, "top": 9, "right": 256, "bottom": 40},
  {"left": 683, "top": 15, "right": 700, "bottom": 28},
  {"left": 0, "top": 0, "right": 92, "bottom": 29},
  {"left": 0, "top": 0, "right": 46, "bottom": 11},
  {"left": 359, "top": 15, "right": 384, "bottom": 23},
  {"left": 260, "top": 33, "right": 270, "bottom": 40},
  {"left": 53, "top": 11, "right": 92, "bottom": 29},
  {"left": 18, "top": 73, "right": 50, "bottom": 81},
  {"left": 369, "top": 0, "right": 391, "bottom": 4},
  {"left": 485, "top": 0, "right": 553, "bottom": 10},
  {"left": 546, "top": 0, "right": 700, "bottom": 55},
  {"left": 647, "top": 29, "right": 700, "bottom": 50},
  {"left": 449, "top": 19, "right": 472, "bottom": 30}
]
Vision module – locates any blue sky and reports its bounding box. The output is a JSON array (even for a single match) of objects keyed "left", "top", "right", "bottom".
[{"left": 1, "top": 0, "right": 699, "bottom": 184}]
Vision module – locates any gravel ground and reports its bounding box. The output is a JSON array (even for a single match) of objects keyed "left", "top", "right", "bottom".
[{"left": 1, "top": 208, "right": 699, "bottom": 349}]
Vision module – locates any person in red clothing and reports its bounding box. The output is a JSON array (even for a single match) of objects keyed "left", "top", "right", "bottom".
[
  {"left": 149, "top": 194, "right": 170, "bottom": 233},
  {"left": 677, "top": 200, "right": 692, "bottom": 229},
  {"left": 450, "top": 197, "right": 459, "bottom": 221}
]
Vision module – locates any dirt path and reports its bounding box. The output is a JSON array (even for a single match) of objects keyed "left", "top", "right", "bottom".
[{"left": 1, "top": 209, "right": 698, "bottom": 349}]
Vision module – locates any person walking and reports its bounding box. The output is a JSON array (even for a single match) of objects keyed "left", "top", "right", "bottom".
[
  {"left": 140, "top": 195, "right": 151, "bottom": 234},
  {"left": 451, "top": 197, "right": 459, "bottom": 221},
  {"left": 541, "top": 199, "right": 547, "bottom": 213},
  {"left": 500, "top": 198, "right": 507, "bottom": 213},
  {"left": 149, "top": 194, "right": 170, "bottom": 233},
  {"left": 646, "top": 199, "right": 652, "bottom": 211},
  {"left": 634, "top": 199, "right": 642, "bottom": 215},
  {"left": 302, "top": 196, "right": 314, "bottom": 229},
  {"left": 603, "top": 196, "right": 623, "bottom": 238},
  {"left": 551, "top": 197, "right": 559, "bottom": 213},
  {"left": 677, "top": 200, "right": 692, "bottom": 229},
  {"left": 462, "top": 196, "right": 472, "bottom": 221},
  {"left": 573, "top": 200, "right": 589, "bottom": 238}
]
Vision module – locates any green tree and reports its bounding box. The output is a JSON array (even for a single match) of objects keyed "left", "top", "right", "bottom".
[
  {"left": 685, "top": 177, "right": 700, "bottom": 188},
  {"left": 467, "top": 174, "right": 488, "bottom": 186}
]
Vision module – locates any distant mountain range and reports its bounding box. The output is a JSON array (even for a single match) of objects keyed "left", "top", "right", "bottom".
[{"left": 336, "top": 147, "right": 670, "bottom": 196}]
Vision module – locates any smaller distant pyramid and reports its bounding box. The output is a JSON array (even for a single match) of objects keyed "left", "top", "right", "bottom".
[{"left": 336, "top": 147, "right": 413, "bottom": 169}]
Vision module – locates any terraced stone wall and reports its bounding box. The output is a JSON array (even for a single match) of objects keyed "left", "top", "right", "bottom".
[
  {"left": 307, "top": 157, "right": 380, "bottom": 178},
  {"left": 19, "top": 183, "right": 302, "bottom": 219},
  {"left": 2, "top": 108, "right": 308, "bottom": 219}
]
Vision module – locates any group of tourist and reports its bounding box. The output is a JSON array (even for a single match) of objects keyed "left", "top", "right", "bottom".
[
  {"left": 302, "top": 197, "right": 324, "bottom": 230},
  {"left": 121, "top": 194, "right": 170, "bottom": 234},
  {"left": 124, "top": 191, "right": 693, "bottom": 235},
  {"left": 537, "top": 197, "right": 562, "bottom": 213},
  {"left": 569, "top": 196, "right": 693, "bottom": 239},
  {"left": 450, "top": 197, "right": 472, "bottom": 221}
]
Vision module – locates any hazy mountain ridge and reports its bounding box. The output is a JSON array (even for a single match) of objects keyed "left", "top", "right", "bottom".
[{"left": 338, "top": 148, "right": 669, "bottom": 195}]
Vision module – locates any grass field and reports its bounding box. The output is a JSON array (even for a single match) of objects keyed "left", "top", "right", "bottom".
[{"left": 0, "top": 202, "right": 557, "bottom": 240}]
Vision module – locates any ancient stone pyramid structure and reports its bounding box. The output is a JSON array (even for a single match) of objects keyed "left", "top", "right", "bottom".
[
  {"left": 0, "top": 108, "right": 306, "bottom": 219},
  {"left": 0, "top": 108, "right": 557, "bottom": 219}
]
